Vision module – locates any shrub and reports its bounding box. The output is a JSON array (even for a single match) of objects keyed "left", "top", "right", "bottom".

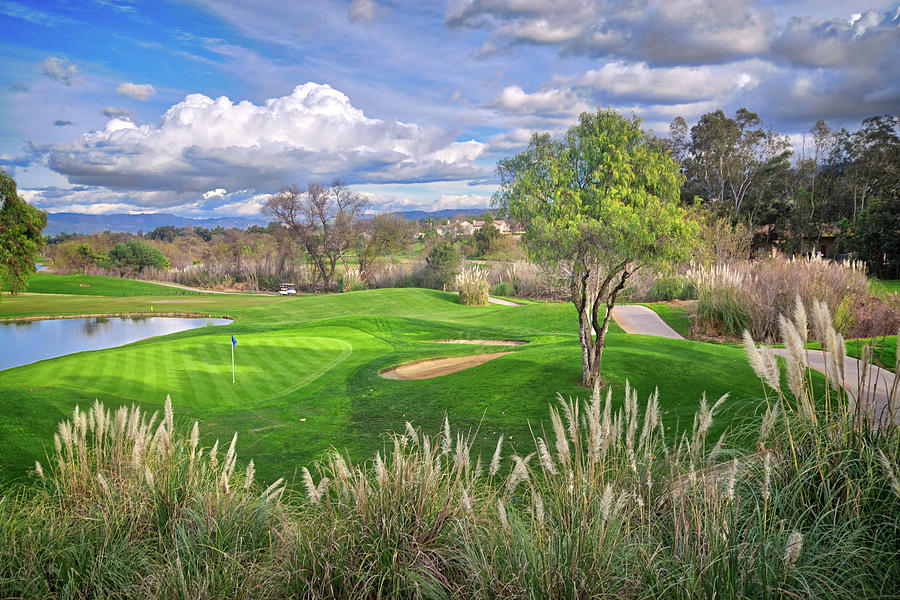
[
  {"left": 455, "top": 266, "right": 490, "bottom": 305},
  {"left": 491, "top": 281, "right": 514, "bottom": 297},
  {"left": 649, "top": 275, "right": 698, "bottom": 301},
  {"left": 337, "top": 266, "right": 365, "bottom": 292}
]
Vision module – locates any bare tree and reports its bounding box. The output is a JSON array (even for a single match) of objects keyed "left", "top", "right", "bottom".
[{"left": 263, "top": 180, "right": 367, "bottom": 288}]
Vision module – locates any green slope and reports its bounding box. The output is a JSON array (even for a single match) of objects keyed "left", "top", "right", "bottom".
[{"left": 1, "top": 274, "right": 777, "bottom": 485}]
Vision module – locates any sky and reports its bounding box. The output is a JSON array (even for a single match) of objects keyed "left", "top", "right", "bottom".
[{"left": 1, "top": 0, "right": 898, "bottom": 217}]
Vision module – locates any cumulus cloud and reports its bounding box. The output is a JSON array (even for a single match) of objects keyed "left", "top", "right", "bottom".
[
  {"left": 489, "top": 86, "right": 590, "bottom": 117},
  {"left": 44, "top": 82, "right": 489, "bottom": 198},
  {"left": 40, "top": 56, "right": 78, "bottom": 86},
  {"left": 117, "top": 82, "right": 157, "bottom": 100},
  {"left": 7, "top": 81, "right": 30, "bottom": 92},
  {"left": 202, "top": 188, "right": 227, "bottom": 200},
  {"left": 348, "top": 0, "right": 379, "bottom": 24}
]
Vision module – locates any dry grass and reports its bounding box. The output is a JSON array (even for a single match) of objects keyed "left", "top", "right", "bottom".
[
  {"left": 688, "top": 254, "right": 885, "bottom": 340},
  {"left": 455, "top": 266, "right": 490, "bottom": 305}
]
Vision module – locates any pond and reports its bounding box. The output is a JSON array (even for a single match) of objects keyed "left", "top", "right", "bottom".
[{"left": 0, "top": 316, "right": 232, "bottom": 371}]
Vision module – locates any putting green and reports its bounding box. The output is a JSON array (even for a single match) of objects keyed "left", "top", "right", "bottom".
[{"left": 2, "top": 331, "right": 352, "bottom": 408}]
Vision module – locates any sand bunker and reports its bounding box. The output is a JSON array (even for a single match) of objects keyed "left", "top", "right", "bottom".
[
  {"left": 430, "top": 339, "right": 528, "bottom": 346},
  {"left": 381, "top": 352, "right": 512, "bottom": 380}
]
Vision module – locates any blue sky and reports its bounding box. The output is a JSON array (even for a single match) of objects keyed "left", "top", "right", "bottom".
[{"left": 1, "top": 0, "right": 898, "bottom": 217}]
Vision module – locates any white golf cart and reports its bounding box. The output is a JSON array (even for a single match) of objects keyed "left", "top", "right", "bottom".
[{"left": 278, "top": 282, "right": 297, "bottom": 296}]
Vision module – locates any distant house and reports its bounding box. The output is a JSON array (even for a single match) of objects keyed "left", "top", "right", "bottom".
[{"left": 754, "top": 223, "right": 841, "bottom": 257}]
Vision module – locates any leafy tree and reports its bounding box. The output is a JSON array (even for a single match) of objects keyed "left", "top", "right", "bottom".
[
  {"left": 147, "top": 225, "right": 179, "bottom": 243},
  {"left": 673, "top": 108, "right": 791, "bottom": 219},
  {"left": 495, "top": 109, "right": 696, "bottom": 390},
  {"left": 425, "top": 241, "right": 461, "bottom": 290},
  {"left": 108, "top": 240, "right": 170, "bottom": 272},
  {"left": 473, "top": 221, "right": 500, "bottom": 256},
  {"left": 263, "top": 180, "right": 367, "bottom": 288},
  {"left": 844, "top": 196, "right": 900, "bottom": 279},
  {"left": 356, "top": 213, "right": 415, "bottom": 277},
  {"left": 193, "top": 227, "right": 213, "bottom": 242},
  {"left": 58, "top": 242, "right": 107, "bottom": 274},
  {"left": 0, "top": 170, "right": 47, "bottom": 296}
]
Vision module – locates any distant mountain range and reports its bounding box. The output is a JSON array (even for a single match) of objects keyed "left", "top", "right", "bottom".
[
  {"left": 45, "top": 213, "right": 269, "bottom": 235},
  {"left": 45, "top": 208, "right": 495, "bottom": 235}
]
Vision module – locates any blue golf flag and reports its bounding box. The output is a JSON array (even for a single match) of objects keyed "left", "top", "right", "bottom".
[{"left": 231, "top": 335, "right": 237, "bottom": 346}]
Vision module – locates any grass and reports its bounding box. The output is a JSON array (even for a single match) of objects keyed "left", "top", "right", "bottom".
[
  {"left": 846, "top": 335, "right": 897, "bottom": 373},
  {"left": 1, "top": 318, "right": 896, "bottom": 598},
  {"left": 1, "top": 273, "right": 788, "bottom": 486},
  {"left": 7, "top": 273, "right": 208, "bottom": 296},
  {"left": 871, "top": 279, "right": 900, "bottom": 296}
]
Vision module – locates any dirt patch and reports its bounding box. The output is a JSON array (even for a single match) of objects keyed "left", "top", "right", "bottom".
[
  {"left": 430, "top": 339, "right": 528, "bottom": 346},
  {"left": 381, "top": 352, "right": 512, "bottom": 380}
]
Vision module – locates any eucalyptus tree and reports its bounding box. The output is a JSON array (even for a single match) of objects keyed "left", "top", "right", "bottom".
[{"left": 495, "top": 109, "right": 696, "bottom": 390}]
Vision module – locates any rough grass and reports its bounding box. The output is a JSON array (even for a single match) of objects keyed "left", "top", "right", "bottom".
[{"left": 2, "top": 274, "right": 785, "bottom": 485}]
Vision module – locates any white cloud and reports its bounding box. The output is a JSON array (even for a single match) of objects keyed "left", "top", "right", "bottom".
[
  {"left": 40, "top": 56, "right": 78, "bottom": 86},
  {"left": 348, "top": 0, "right": 378, "bottom": 24},
  {"left": 578, "top": 61, "right": 765, "bottom": 104},
  {"left": 489, "top": 85, "right": 590, "bottom": 117},
  {"left": 117, "top": 82, "right": 156, "bottom": 100},
  {"left": 45, "top": 82, "right": 489, "bottom": 196},
  {"left": 202, "top": 188, "right": 227, "bottom": 199}
]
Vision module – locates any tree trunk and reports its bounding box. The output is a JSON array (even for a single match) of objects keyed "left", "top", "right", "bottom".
[{"left": 573, "top": 260, "right": 631, "bottom": 392}]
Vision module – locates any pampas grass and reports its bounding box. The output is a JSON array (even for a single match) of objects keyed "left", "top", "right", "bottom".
[{"left": 455, "top": 266, "right": 490, "bottom": 305}]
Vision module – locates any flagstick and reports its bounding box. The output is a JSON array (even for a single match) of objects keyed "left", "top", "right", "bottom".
[{"left": 231, "top": 341, "right": 235, "bottom": 383}]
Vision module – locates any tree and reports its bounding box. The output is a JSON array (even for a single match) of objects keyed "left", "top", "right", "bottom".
[
  {"left": 263, "top": 180, "right": 367, "bottom": 289},
  {"left": 474, "top": 221, "right": 501, "bottom": 256},
  {"left": 844, "top": 196, "right": 900, "bottom": 279},
  {"left": 676, "top": 109, "right": 791, "bottom": 219},
  {"left": 495, "top": 109, "right": 696, "bottom": 390},
  {"left": 425, "top": 241, "right": 461, "bottom": 290},
  {"left": 0, "top": 170, "right": 47, "bottom": 297},
  {"left": 356, "top": 213, "right": 415, "bottom": 278},
  {"left": 108, "top": 239, "right": 170, "bottom": 273}
]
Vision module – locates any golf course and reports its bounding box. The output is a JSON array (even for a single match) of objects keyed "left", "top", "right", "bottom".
[{"left": 0, "top": 273, "right": 776, "bottom": 485}]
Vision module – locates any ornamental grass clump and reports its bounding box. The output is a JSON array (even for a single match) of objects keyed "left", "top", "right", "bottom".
[
  {"left": 689, "top": 254, "right": 877, "bottom": 340},
  {"left": 455, "top": 266, "right": 490, "bottom": 305},
  {"left": 1, "top": 396, "right": 286, "bottom": 599}
]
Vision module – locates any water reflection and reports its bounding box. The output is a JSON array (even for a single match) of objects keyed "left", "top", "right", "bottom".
[{"left": 0, "top": 316, "right": 231, "bottom": 371}]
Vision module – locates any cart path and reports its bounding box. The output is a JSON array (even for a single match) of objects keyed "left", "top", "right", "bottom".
[
  {"left": 611, "top": 305, "right": 684, "bottom": 339},
  {"left": 611, "top": 304, "right": 897, "bottom": 425},
  {"left": 146, "top": 280, "right": 277, "bottom": 296}
]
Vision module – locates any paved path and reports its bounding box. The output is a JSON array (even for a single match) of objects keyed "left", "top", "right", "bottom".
[
  {"left": 488, "top": 296, "right": 524, "bottom": 306},
  {"left": 611, "top": 305, "right": 684, "bottom": 339},
  {"left": 610, "top": 304, "right": 897, "bottom": 424},
  {"left": 146, "top": 280, "right": 277, "bottom": 296}
]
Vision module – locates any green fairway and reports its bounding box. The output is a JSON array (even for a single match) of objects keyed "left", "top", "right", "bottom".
[
  {"left": 1, "top": 273, "right": 777, "bottom": 485},
  {"left": 6, "top": 273, "right": 212, "bottom": 296}
]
